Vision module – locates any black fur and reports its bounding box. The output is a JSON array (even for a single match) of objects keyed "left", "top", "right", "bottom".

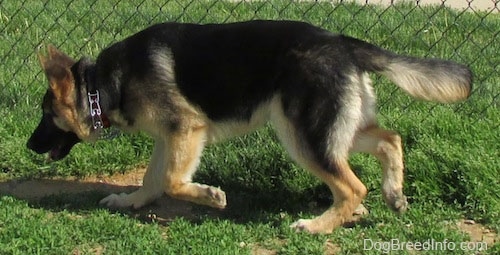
[{"left": 90, "top": 20, "right": 359, "bottom": 168}]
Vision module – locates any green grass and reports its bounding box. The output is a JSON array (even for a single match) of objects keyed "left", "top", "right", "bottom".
[{"left": 0, "top": 0, "right": 499, "bottom": 254}]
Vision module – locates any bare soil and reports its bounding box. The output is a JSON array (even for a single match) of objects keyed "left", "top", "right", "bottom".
[{"left": 0, "top": 168, "right": 201, "bottom": 223}]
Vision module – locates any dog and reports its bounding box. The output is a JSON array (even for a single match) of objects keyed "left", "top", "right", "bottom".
[{"left": 27, "top": 20, "right": 472, "bottom": 234}]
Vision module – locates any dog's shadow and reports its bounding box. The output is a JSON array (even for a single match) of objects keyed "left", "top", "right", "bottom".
[
  {"left": 0, "top": 174, "right": 208, "bottom": 224},
  {"left": 0, "top": 165, "right": 372, "bottom": 227}
]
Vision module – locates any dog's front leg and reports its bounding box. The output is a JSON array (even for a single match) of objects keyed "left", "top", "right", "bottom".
[
  {"left": 162, "top": 125, "right": 227, "bottom": 209},
  {"left": 100, "top": 141, "right": 167, "bottom": 209}
]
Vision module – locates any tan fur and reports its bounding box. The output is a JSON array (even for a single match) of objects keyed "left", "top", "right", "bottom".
[
  {"left": 351, "top": 125, "right": 407, "bottom": 212},
  {"left": 163, "top": 124, "right": 226, "bottom": 208},
  {"left": 290, "top": 158, "right": 367, "bottom": 234},
  {"left": 205, "top": 100, "right": 271, "bottom": 143},
  {"left": 39, "top": 46, "right": 93, "bottom": 140},
  {"left": 382, "top": 61, "right": 471, "bottom": 103}
]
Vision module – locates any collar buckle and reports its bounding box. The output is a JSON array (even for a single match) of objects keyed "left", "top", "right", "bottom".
[{"left": 88, "top": 91, "right": 104, "bottom": 130}]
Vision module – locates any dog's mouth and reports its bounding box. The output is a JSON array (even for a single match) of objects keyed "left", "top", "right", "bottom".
[
  {"left": 27, "top": 117, "right": 81, "bottom": 161},
  {"left": 49, "top": 148, "right": 60, "bottom": 160},
  {"left": 47, "top": 133, "right": 80, "bottom": 161}
]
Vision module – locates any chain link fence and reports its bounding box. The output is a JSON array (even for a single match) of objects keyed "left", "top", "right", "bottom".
[{"left": 0, "top": 0, "right": 498, "bottom": 127}]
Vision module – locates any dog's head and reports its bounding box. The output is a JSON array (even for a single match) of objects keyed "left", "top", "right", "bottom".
[{"left": 27, "top": 45, "right": 94, "bottom": 161}]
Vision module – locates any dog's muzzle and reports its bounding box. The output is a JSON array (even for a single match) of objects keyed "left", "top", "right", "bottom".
[{"left": 27, "top": 114, "right": 81, "bottom": 161}]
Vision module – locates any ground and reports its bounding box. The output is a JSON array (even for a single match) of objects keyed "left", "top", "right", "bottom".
[{"left": 0, "top": 167, "right": 497, "bottom": 254}]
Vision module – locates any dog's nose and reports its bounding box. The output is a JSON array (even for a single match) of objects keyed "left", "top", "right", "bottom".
[
  {"left": 26, "top": 137, "right": 35, "bottom": 151},
  {"left": 26, "top": 134, "right": 48, "bottom": 154}
]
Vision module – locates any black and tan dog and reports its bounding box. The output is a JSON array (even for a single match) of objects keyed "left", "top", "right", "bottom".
[{"left": 27, "top": 20, "right": 471, "bottom": 234}]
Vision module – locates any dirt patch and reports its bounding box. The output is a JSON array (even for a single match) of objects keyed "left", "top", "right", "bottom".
[
  {"left": 455, "top": 219, "right": 498, "bottom": 247},
  {"left": 0, "top": 168, "right": 147, "bottom": 200},
  {"left": 0, "top": 168, "right": 206, "bottom": 223},
  {"left": 72, "top": 244, "right": 105, "bottom": 255},
  {"left": 324, "top": 239, "right": 342, "bottom": 255}
]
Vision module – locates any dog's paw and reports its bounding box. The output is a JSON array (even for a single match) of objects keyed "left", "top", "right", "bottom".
[
  {"left": 290, "top": 219, "right": 313, "bottom": 232},
  {"left": 353, "top": 204, "right": 369, "bottom": 215},
  {"left": 393, "top": 195, "right": 408, "bottom": 213},
  {"left": 99, "top": 193, "right": 134, "bottom": 208},
  {"left": 204, "top": 185, "right": 227, "bottom": 209},
  {"left": 383, "top": 190, "right": 408, "bottom": 213},
  {"left": 343, "top": 204, "right": 369, "bottom": 228},
  {"left": 290, "top": 218, "right": 332, "bottom": 234}
]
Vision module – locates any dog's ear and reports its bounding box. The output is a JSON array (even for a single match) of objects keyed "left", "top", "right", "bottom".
[
  {"left": 47, "top": 44, "right": 76, "bottom": 67},
  {"left": 38, "top": 45, "right": 76, "bottom": 101},
  {"left": 37, "top": 50, "right": 49, "bottom": 71},
  {"left": 38, "top": 45, "right": 75, "bottom": 69}
]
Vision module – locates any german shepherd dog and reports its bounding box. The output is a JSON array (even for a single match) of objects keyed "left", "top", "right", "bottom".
[{"left": 27, "top": 20, "right": 471, "bottom": 234}]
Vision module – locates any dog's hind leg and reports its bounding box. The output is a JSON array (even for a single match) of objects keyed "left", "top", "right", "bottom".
[
  {"left": 290, "top": 158, "right": 368, "bottom": 234},
  {"left": 270, "top": 98, "right": 367, "bottom": 234},
  {"left": 162, "top": 124, "right": 227, "bottom": 209},
  {"left": 351, "top": 125, "right": 408, "bottom": 213},
  {"left": 100, "top": 141, "right": 168, "bottom": 208}
]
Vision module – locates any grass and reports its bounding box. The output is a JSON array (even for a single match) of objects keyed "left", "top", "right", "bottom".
[{"left": 0, "top": 0, "right": 499, "bottom": 254}]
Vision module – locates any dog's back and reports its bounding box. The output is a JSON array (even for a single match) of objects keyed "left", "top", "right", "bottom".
[{"left": 96, "top": 20, "right": 471, "bottom": 123}]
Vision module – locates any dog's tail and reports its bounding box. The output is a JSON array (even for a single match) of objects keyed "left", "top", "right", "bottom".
[{"left": 348, "top": 36, "right": 472, "bottom": 103}]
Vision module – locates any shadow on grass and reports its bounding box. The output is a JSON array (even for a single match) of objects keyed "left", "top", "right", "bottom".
[
  {"left": 0, "top": 165, "right": 375, "bottom": 229},
  {"left": 0, "top": 176, "right": 199, "bottom": 223}
]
